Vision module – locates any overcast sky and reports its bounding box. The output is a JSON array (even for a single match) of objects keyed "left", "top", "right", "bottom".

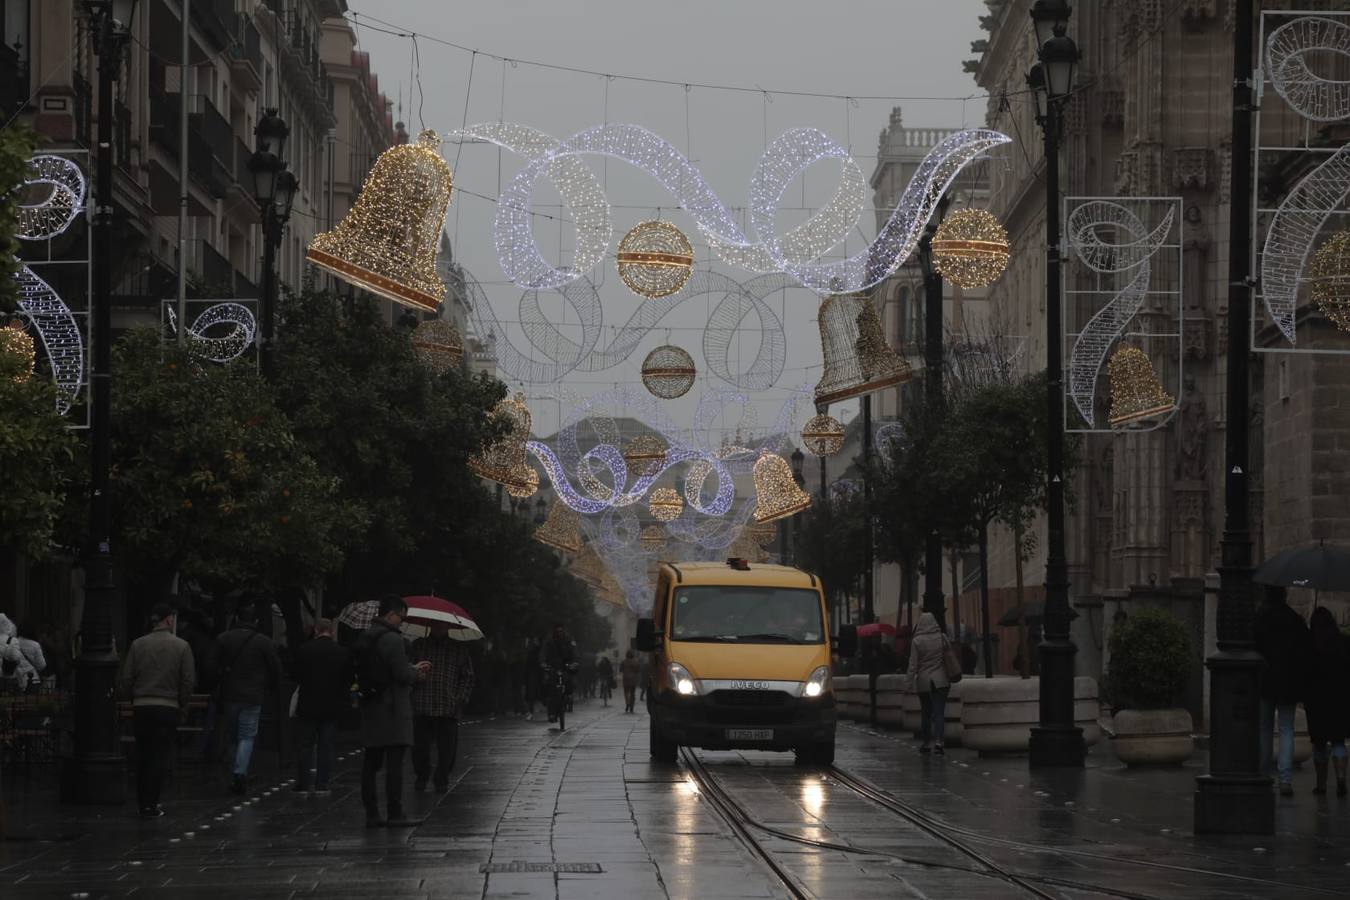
[{"left": 344, "top": 0, "right": 991, "bottom": 440}]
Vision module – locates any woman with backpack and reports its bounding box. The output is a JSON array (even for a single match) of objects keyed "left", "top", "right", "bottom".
[{"left": 906, "top": 611, "right": 958, "bottom": 755}]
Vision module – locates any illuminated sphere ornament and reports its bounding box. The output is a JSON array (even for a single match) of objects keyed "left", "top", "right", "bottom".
[
  {"left": 616, "top": 220, "right": 694, "bottom": 299},
  {"left": 1107, "top": 345, "right": 1174, "bottom": 428},
  {"left": 640, "top": 345, "right": 697, "bottom": 399},
  {"left": 0, "top": 322, "right": 36, "bottom": 382},
  {"left": 814, "top": 293, "right": 911, "bottom": 408},
  {"left": 622, "top": 434, "right": 667, "bottom": 478},
  {"left": 931, "top": 209, "right": 1010, "bottom": 289},
  {"left": 1311, "top": 229, "right": 1350, "bottom": 332},
  {"left": 307, "top": 129, "right": 452, "bottom": 312},
  {"left": 535, "top": 502, "right": 582, "bottom": 554},
  {"left": 649, "top": 487, "right": 684, "bottom": 522},
  {"left": 412, "top": 319, "right": 463, "bottom": 374},
  {"left": 469, "top": 392, "right": 536, "bottom": 491},
  {"left": 752, "top": 452, "right": 812, "bottom": 524},
  {"left": 639, "top": 524, "right": 668, "bottom": 553},
  {"left": 800, "top": 413, "right": 845, "bottom": 457}
]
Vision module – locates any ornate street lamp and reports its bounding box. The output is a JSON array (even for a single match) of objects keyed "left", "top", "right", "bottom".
[
  {"left": 248, "top": 110, "right": 294, "bottom": 381},
  {"left": 1027, "top": 6, "right": 1085, "bottom": 769},
  {"left": 68, "top": 0, "right": 139, "bottom": 805}
]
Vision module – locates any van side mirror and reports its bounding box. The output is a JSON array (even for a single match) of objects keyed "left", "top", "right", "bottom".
[
  {"left": 636, "top": 617, "right": 656, "bottom": 652},
  {"left": 835, "top": 624, "right": 858, "bottom": 658}
]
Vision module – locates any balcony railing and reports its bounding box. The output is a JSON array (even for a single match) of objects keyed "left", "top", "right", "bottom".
[
  {"left": 190, "top": 0, "right": 235, "bottom": 49},
  {"left": 229, "top": 14, "right": 263, "bottom": 81}
]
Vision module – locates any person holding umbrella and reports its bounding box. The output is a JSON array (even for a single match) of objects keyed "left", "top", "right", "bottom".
[
  {"left": 1253, "top": 585, "right": 1311, "bottom": 796},
  {"left": 410, "top": 619, "right": 475, "bottom": 793},
  {"left": 1306, "top": 607, "right": 1349, "bottom": 796}
]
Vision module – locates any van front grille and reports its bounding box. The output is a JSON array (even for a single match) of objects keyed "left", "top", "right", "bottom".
[{"left": 706, "top": 690, "right": 793, "bottom": 707}]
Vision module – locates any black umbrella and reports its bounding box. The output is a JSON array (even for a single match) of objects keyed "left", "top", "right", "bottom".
[
  {"left": 998, "top": 602, "right": 1079, "bottom": 627},
  {"left": 1253, "top": 542, "right": 1350, "bottom": 593}
]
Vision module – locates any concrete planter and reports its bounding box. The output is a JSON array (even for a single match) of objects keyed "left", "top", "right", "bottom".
[
  {"left": 960, "top": 675, "right": 1102, "bottom": 756},
  {"left": 845, "top": 674, "right": 872, "bottom": 722},
  {"left": 901, "top": 684, "right": 922, "bottom": 734},
  {"left": 831, "top": 676, "right": 856, "bottom": 720},
  {"left": 1111, "top": 708, "right": 1194, "bottom": 766},
  {"left": 875, "top": 674, "right": 908, "bottom": 727}
]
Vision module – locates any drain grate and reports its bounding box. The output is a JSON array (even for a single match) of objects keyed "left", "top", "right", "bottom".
[{"left": 480, "top": 861, "right": 604, "bottom": 874}]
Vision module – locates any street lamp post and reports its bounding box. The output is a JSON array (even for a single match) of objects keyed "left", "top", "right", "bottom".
[
  {"left": 1194, "top": 0, "right": 1273, "bottom": 835},
  {"left": 919, "top": 199, "right": 950, "bottom": 631},
  {"left": 861, "top": 393, "right": 874, "bottom": 622},
  {"left": 65, "top": 0, "right": 138, "bottom": 805},
  {"left": 1027, "top": 7, "right": 1086, "bottom": 767},
  {"left": 247, "top": 110, "right": 295, "bottom": 381},
  {"left": 790, "top": 448, "right": 805, "bottom": 566}
]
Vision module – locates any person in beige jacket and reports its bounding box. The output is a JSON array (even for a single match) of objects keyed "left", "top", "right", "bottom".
[
  {"left": 119, "top": 602, "right": 195, "bottom": 818},
  {"left": 906, "top": 612, "right": 951, "bottom": 755}
]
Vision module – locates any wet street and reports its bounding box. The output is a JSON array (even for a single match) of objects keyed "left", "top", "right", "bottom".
[{"left": 3, "top": 702, "right": 1350, "bottom": 899}]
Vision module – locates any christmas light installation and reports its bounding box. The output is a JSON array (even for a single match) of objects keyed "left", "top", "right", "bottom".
[
  {"left": 452, "top": 122, "right": 1009, "bottom": 294},
  {"left": 412, "top": 319, "right": 464, "bottom": 373},
  {"left": 307, "top": 130, "right": 452, "bottom": 312},
  {"left": 648, "top": 487, "right": 684, "bottom": 522},
  {"left": 1311, "top": 229, "right": 1350, "bottom": 331},
  {"left": 1266, "top": 16, "right": 1350, "bottom": 122},
  {"left": 17, "top": 155, "right": 86, "bottom": 241},
  {"left": 640, "top": 344, "right": 697, "bottom": 399},
  {"left": 617, "top": 221, "right": 695, "bottom": 298},
  {"left": 800, "top": 412, "right": 845, "bottom": 457},
  {"left": 931, "top": 208, "right": 1010, "bottom": 289},
  {"left": 469, "top": 392, "right": 536, "bottom": 492},
  {"left": 1107, "top": 345, "right": 1175, "bottom": 428},
  {"left": 752, "top": 452, "right": 812, "bottom": 524},
  {"left": 166, "top": 302, "right": 256, "bottom": 363},
  {"left": 534, "top": 501, "right": 582, "bottom": 554},
  {"left": 0, "top": 322, "right": 35, "bottom": 382},
  {"left": 622, "top": 434, "right": 667, "bottom": 480},
  {"left": 814, "top": 292, "right": 910, "bottom": 407}
]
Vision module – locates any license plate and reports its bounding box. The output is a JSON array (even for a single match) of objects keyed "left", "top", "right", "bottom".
[{"left": 726, "top": 728, "right": 774, "bottom": 741}]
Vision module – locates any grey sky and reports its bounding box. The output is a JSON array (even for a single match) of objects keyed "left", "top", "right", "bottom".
[{"left": 345, "top": 0, "right": 991, "bottom": 439}]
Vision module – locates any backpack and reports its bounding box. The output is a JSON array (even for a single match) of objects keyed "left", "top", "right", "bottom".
[
  {"left": 356, "top": 629, "right": 395, "bottom": 701},
  {"left": 1, "top": 635, "right": 17, "bottom": 677}
]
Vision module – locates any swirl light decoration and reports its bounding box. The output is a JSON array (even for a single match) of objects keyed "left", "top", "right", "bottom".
[
  {"left": 931, "top": 209, "right": 1010, "bottom": 289},
  {"left": 640, "top": 344, "right": 697, "bottom": 399},
  {"left": 12, "top": 154, "right": 86, "bottom": 413},
  {"left": 166, "top": 302, "right": 256, "bottom": 364},
  {"left": 1066, "top": 200, "right": 1174, "bottom": 427},
  {"left": 453, "top": 122, "right": 1009, "bottom": 294},
  {"left": 617, "top": 221, "right": 694, "bottom": 298},
  {"left": 1261, "top": 17, "right": 1350, "bottom": 345},
  {"left": 1311, "top": 230, "right": 1350, "bottom": 331}
]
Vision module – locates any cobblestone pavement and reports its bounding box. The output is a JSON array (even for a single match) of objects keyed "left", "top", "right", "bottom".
[{"left": 2, "top": 703, "right": 1349, "bottom": 899}]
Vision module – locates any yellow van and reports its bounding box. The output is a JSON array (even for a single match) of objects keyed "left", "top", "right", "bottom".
[{"left": 636, "top": 558, "right": 852, "bottom": 765}]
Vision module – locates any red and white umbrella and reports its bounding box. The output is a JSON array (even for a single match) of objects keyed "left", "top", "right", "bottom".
[{"left": 399, "top": 595, "right": 484, "bottom": 642}]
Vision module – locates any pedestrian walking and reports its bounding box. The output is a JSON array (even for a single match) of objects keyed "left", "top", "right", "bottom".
[
  {"left": 1306, "top": 606, "right": 1349, "bottom": 796},
  {"left": 1253, "top": 585, "right": 1312, "bottom": 796},
  {"left": 410, "top": 622, "right": 475, "bottom": 793},
  {"left": 216, "top": 603, "right": 282, "bottom": 795},
  {"left": 289, "top": 618, "right": 353, "bottom": 795},
  {"left": 906, "top": 612, "right": 953, "bottom": 755},
  {"left": 637, "top": 651, "right": 650, "bottom": 703},
  {"left": 0, "top": 614, "right": 39, "bottom": 693},
  {"left": 596, "top": 654, "right": 614, "bottom": 706},
  {"left": 355, "top": 595, "right": 431, "bottom": 827},
  {"left": 118, "top": 603, "right": 195, "bottom": 818},
  {"left": 620, "top": 649, "right": 640, "bottom": 714},
  {"left": 523, "top": 637, "right": 541, "bottom": 720}
]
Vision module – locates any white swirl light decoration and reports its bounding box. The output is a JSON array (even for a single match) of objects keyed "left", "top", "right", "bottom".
[
  {"left": 167, "top": 302, "right": 257, "bottom": 363},
  {"left": 1266, "top": 16, "right": 1350, "bottom": 123},
  {"left": 1066, "top": 201, "right": 1173, "bottom": 427},
  {"left": 526, "top": 440, "right": 735, "bottom": 517},
  {"left": 17, "top": 155, "right": 86, "bottom": 240},
  {"left": 455, "top": 123, "right": 1009, "bottom": 294}
]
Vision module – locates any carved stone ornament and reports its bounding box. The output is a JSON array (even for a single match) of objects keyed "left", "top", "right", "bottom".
[
  {"left": 1175, "top": 374, "right": 1209, "bottom": 482},
  {"left": 1217, "top": 141, "right": 1232, "bottom": 203},
  {"left": 1180, "top": 0, "right": 1218, "bottom": 28},
  {"left": 1101, "top": 90, "right": 1125, "bottom": 127},
  {"left": 1172, "top": 147, "right": 1215, "bottom": 192},
  {"left": 1184, "top": 315, "right": 1210, "bottom": 361}
]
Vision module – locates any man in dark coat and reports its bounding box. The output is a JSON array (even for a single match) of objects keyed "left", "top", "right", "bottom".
[
  {"left": 217, "top": 603, "right": 282, "bottom": 795},
  {"left": 355, "top": 595, "right": 430, "bottom": 827},
  {"left": 290, "top": 618, "right": 353, "bottom": 794},
  {"left": 118, "top": 603, "right": 195, "bottom": 818},
  {"left": 1253, "top": 585, "right": 1311, "bottom": 795}
]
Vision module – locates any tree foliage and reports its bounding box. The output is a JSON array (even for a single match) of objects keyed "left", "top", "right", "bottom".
[{"left": 797, "top": 488, "right": 868, "bottom": 608}]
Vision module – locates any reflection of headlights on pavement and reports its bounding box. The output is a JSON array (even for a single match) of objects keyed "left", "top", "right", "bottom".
[
  {"left": 802, "top": 666, "right": 831, "bottom": 698},
  {"left": 667, "top": 661, "right": 698, "bottom": 696}
]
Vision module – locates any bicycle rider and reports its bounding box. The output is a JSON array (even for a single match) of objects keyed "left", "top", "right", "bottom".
[{"left": 542, "top": 623, "right": 576, "bottom": 723}]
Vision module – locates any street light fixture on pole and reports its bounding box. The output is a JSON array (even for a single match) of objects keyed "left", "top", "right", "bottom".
[
  {"left": 248, "top": 110, "right": 295, "bottom": 381},
  {"left": 1026, "top": 7, "right": 1087, "bottom": 768},
  {"left": 65, "top": 0, "right": 138, "bottom": 805}
]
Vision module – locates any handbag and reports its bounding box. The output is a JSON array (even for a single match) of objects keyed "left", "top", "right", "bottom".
[{"left": 941, "top": 637, "right": 964, "bottom": 684}]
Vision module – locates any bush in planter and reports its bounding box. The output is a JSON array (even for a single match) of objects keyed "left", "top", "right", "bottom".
[{"left": 1106, "top": 608, "right": 1191, "bottom": 710}]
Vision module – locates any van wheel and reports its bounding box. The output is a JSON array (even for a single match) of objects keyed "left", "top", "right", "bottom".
[
  {"left": 649, "top": 719, "right": 677, "bottom": 763},
  {"left": 795, "top": 741, "right": 835, "bottom": 767}
]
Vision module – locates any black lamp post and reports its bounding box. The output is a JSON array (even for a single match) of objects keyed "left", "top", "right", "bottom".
[
  {"left": 1194, "top": 0, "right": 1272, "bottom": 835},
  {"left": 790, "top": 447, "right": 805, "bottom": 566},
  {"left": 65, "top": 0, "right": 138, "bottom": 805},
  {"left": 919, "top": 197, "right": 950, "bottom": 631},
  {"left": 248, "top": 109, "right": 294, "bottom": 381},
  {"left": 1027, "top": 12, "right": 1086, "bottom": 768}
]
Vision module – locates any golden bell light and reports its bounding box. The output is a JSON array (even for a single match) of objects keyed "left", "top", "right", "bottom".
[
  {"left": 307, "top": 129, "right": 452, "bottom": 313},
  {"left": 813, "top": 293, "right": 911, "bottom": 408},
  {"left": 534, "top": 502, "right": 582, "bottom": 554},
  {"left": 505, "top": 467, "right": 539, "bottom": 499},
  {"left": 1107, "top": 345, "right": 1175, "bottom": 427},
  {"left": 469, "top": 392, "right": 535, "bottom": 490},
  {"left": 752, "top": 452, "right": 812, "bottom": 524}
]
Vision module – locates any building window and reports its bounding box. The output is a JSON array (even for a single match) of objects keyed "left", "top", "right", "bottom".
[{"left": 896, "top": 286, "right": 910, "bottom": 345}]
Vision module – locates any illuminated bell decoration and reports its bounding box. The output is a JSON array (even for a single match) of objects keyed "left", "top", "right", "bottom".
[
  {"left": 307, "top": 129, "right": 452, "bottom": 313},
  {"left": 747, "top": 520, "right": 777, "bottom": 546},
  {"left": 814, "top": 293, "right": 911, "bottom": 408},
  {"left": 616, "top": 220, "right": 695, "bottom": 299},
  {"left": 649, "top": 487, "right": 684, "bottom": 522},
  {"left": 0, "top": 322, "right": 36, "bottom": 382},
  {"left": 800, "top": 413, "right": 845, "bottom": 457},
  {"left": 1107, "top": 345, "right": 1174, "bottom": 427},
  {"left": 622, "top": 434, "right": 667, "bottom": 478},
  {"left": 1311, "top": 229, "right": 1350, "bottom": 333},
  {"left": 752, "top": 452, "right": 812, "bottom": 524},
  {"left": 534, "top": 502, "right": 582, "bottom": 554},
  {"left": 505, "top": 467, "right": 540, "bottom": 499},
  {"left": 411, "top": 319, "right": 463, "bottom": 374},
  {"left": 931, "top": 209, "right": 1010, "bottom": 289},
  {"left": 640, "top": 344, "right": 697, "bottom": 399},
  {"left": 638, "top": 524, "right": 668, "bottom": 553},
  {"left": 469, "top": 392, "right": 536, "bottom": 491}
]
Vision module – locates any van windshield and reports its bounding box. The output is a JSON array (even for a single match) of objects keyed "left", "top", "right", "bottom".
[{"left": 669, "top": 587, "right": 824, "bottom": 644}]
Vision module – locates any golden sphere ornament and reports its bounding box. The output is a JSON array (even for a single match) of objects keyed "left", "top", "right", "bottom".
[
  {"left": 0, "top": 322, "right": 35, "bottom": 382},
  {"left": 1311, "top": 229, "right": 1350, "bottom": 332},
  {"left": 800, "top": 413, "right": 845, "bottom": 457},
  {"left": 649, "top": 487, "right": 684, "bottom": 522},
  {"left": 411, "top": 319, "right": 464, "bottom": 374},
  {"left": 616, "top": 220, "right": 694, "bottom": 299},
  {"left": 640, "top": 345, "right": 697, "bottom": 399},
  {"left": 622, "top": 434, "right": 667, "bottom": 479},
  {"left": 932, "top": 209, "right": 1010, "bottom": 289},
  {"left": 638, "top": 524, "right": 668, "bottom": 553}
]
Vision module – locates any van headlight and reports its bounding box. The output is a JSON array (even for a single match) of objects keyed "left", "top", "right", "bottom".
[
  {"left": 802, "top": 666, "right": 831, "bottom": 699},
  {"left": 667, "top": 662, "right": 699, "bottom": 696}
]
